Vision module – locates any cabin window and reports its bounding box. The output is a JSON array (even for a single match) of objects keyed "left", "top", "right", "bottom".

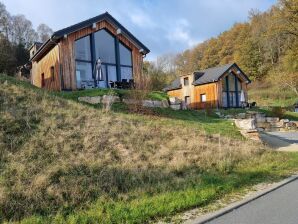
[
  {"left": 75, "top": 62, "right": 93, "bottom": 89},
  {"left": 75, "top": 35, "right": 91, "bottom": 61},
  {"left": 75, "top": 35, "right": 92, "bottom": 89},
  {"left": 222, "top": 72, "right": 242, "bottom": 108},
  {"left": 200, "top": 94, "right": 206, "bottom": 102},
  {"left": 184, "top": 77, "right": 189, "bottom": 86},
  {"left": 94, "top": 29, "right": 116, "bottom": 64},
  {"left": 119, "top": 42, "right": 132, "bottom": 80},
  {"left": 50, "top": 66, "right": 55, "bottom": 81}
]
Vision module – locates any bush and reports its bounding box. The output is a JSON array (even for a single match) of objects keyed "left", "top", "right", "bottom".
[{"left": 271, "top": 106, "right": 286, "bottom": 118}]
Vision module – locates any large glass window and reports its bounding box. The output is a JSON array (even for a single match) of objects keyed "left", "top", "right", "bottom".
[
  {"left": 75, "top": 36, "right": 91, "bottom": 61},
  {"left": 75, "top": 62, "right": 93, "bottom": 89},
  {"left": 94, "top": 29, "right": 116, "bottom": 64},
  {"left": 75, "top": 36, "right": 92, "bottom": 89},
  {"left": 119, "top": 42, "right": 132, "bottom": 66},
  {"left": 74, "top": 29, "right": 135, "bottom": 89},
  {"left": 120, "top": 67, "right": 133, "bottom": 80},
  {"left": 119, "top": 42, "right": 132, "bottom": 80}
]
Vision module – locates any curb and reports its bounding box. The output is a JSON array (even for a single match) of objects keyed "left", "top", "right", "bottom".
[{"left": 186, "top": 175, "right": 298, "bottom": 224}]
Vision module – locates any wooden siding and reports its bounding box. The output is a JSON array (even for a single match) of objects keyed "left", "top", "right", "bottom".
[
  {"left": 167, "top": 89, "right": 182, "bottom": 99},
  {"left": 59, "top": 20, "right": 143, "bottom": 90},
  {"left": 193, "top": 83, "right": 218, "bottom": 109},
  {"left": 31, "top": 45, "right": 61, "bottom": 91}
]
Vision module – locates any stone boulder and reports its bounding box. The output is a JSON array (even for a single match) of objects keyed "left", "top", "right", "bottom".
[
  {"left": 78, "top": 96, "right": 101, "bottom": 104},
  {"left": 123, "top": 98, "right": 140, "bottom": 105},
  {"left": 236, "top": 113, "right": 246, "bottom": 119},
  {"left": 169, "top": 97, "right": 181, "bottom": 105},
  {"left": 161, "top": 99, "right": 170, "bottom": 108},
  {"left": 170, "top": 104, "right": 181, "bottom": 110},
  {"left": 266, "top": 117, "right": 279, "bottom": 122},
  {"left": 102, "top": 95, "right": 121, "bottom": 104},
  {"left": 142, "top": 100, "right": 154, "bottom": 107},
  {"left": 235, "top": 118, "right": 256, "bottom": 130}
]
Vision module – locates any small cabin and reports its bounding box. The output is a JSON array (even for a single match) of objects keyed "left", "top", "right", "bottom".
[
  {"left": 29, "top": 12, "right": 150, "bottom": 91},
  {"left": 164, "top": 63, "right": 251, "bottom": 109}
]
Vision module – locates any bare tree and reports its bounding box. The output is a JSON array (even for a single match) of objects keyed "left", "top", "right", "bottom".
[
  {"left": 0, "top": 2, "right": 11, "bottom": 39},
  {"left": 10, "top": 14, "right": 38, "bottom": 47},
  {"left": 37, "top": 23, "right": 53, "bottom": 42}
]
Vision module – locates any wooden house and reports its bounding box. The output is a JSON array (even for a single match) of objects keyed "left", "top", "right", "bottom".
[
  {"left": 29, "top": 12, "right": 150, "bottom": 91},
  {"left": 164, "top": 63, "right": 251, "bottom": 109}
]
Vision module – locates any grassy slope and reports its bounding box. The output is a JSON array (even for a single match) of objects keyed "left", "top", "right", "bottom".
[{"left": 1, "top": 75, "right": 298, "bottom": 224}]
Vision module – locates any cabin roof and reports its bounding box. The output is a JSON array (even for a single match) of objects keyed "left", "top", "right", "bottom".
[
  {"left": 163, "top": 78, "right": 182, "bottom": 91},
  {"left": 192, "top": 63, "right": 234, "bottom": 85},
  {"left": 164, "top": 63, "right": 251, "bottom": 91},
  {"left": 31, "top": 12, "right": 150, "bottom": 61}
]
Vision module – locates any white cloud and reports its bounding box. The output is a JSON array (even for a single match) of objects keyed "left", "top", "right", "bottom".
[
  {"left": 129, "top": 12, "right": 156, "bottom": 28},
  {"left": 166, "top": 18, "right": 199, "bottom": 47}
]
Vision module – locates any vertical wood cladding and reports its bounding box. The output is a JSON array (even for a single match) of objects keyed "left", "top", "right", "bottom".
[
  {"left": 59, "top": 20, "right": 143, "bottom": 90},
  {"left": 31, "top": 45, "right": 61, "bottom": 91},
  {"left": 167, "top": 89, "right": 182, "bottom": 99}
]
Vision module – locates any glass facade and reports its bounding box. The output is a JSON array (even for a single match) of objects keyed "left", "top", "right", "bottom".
[
  {"left": 74, "top": 29, "right": 133, "bottom": 89},
  {"left": 222, "top": 73, "right": 242, "bottom": 108},
  {"left": 94, "top": 30, "right": 116, "bottom": 64},
  {"left": 75, "top": 62, "right": 93, "bottom": 89}
]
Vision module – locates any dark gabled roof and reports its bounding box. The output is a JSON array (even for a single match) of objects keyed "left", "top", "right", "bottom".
[
  {"left": 31, "top": 12, "right": 150, "bottom": 61},
  {"left": 163, "top": 77, "right": 181, "bottom": 91},
  {"left": 192, "top": 63, "right": 251, "bottom": 85}
]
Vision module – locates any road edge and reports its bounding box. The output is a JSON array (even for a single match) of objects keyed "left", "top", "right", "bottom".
[{"left": 187, "top": 175, "right": 298, "bottom": 224}]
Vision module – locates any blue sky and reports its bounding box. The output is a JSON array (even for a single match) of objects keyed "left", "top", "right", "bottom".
[{"left": 2, "top": 0, "right": 276, "bottom": 60}]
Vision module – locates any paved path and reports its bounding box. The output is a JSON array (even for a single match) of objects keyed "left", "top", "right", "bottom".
[
  {"left": 260, "top": 131, "right": 298, "bottom": 151},
  {"left": 205, "top": 179, "right": 298, "bottom": 224}
]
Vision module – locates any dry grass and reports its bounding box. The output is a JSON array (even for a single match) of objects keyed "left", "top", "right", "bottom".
[{"left": 0, "top": 77, "right": 275, "bottom": 222}]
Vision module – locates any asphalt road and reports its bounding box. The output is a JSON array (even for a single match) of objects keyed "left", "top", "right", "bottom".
[
  {"left": 206, "top": 179, "right": 298, "bottom": 224},
  {"left": 260, "top": 131, "right": 298, "bottom": 151}
]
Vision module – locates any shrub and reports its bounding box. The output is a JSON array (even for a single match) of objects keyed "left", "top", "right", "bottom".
[{"left": 271, "top": 106, "right": 286, "bottom": 118}]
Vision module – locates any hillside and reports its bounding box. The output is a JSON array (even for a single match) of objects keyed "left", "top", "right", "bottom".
[
  {"left": 1, "top": 75, "right": 298, "bottom": 223},
  {"left": 173, "top": 0, "right": 297, "bottom": 107}
]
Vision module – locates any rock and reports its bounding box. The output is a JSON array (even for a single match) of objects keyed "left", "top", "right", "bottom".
[
  {"left": 170, "top": 104, "right": 181, "bottom": 110},
  {"left": 169, "top": 97, "right": 181, "bottom": 105},
  {"left": 102, "top": 95, "right": 120, "bottom": 104},
  {"left": 256, "top": 122, "right": 271, "bottom": 129},
  {"left": 78, "top": 96, "right": 101, "bottom": 104},
  {"left": 123, "top": 98, "right": 140, "bottom": 105},
  {"left": 286, "top": 121, "right": 297, "bottom": 129},
  {"left": 225, "top": 115, "right": 234, "bottom": 119},
  {"left": 240, "top": 129, "right": 261, "bottom": 141},
  {"left": 153, "top": 101, "right": 163, "bottom": 107},
  {"left": 280, "top": 119, "right": 290, "bottom": 125},
  {"left": 256, "top": 117, "right": 266, "bottom": 123},
  {"left": 255, "top": 113, "right": 266, "bottom": 119},
  {"left": 235, "top": 118, "right": 256, "bottom": 130},
  {"left": 142, "top": 100, "right": 154, "bottom": 107},
  {"left": 161, "top": 100, "right": 169, "bottom": 108},
  {"left": 290, "top": 121, "right": 298, "bottom": 127},
  {"left": 236, "top": 113, "right": 246, "bottom": 119},
  {"left": 270, "top": 121, "right": 283, "bottom": 128},
  {"left": 266, "top": 117, "right": 280, "bottom": 122}
]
